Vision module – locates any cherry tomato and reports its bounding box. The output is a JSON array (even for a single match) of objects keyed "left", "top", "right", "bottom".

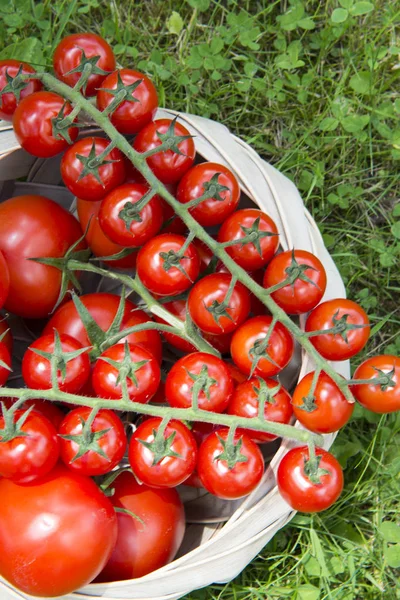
[
  {"left": 24, "top": 399, "right": 65, "bottom": 430},
  {"left": 0, "top": 251, "right": 9, "bottom": 311},
  {"left": 59, "top": 407, "right": 127, "bottom": 476},
  {"left": 97, "top": 69, "right": 158, "bottom": 134},
  {"left": 61, "top": 136, "right": 125, "bottom": 201},
  {"left": 0, "top": 341, "right": 11, "bottom": 387},
  {"left": 96, "top": 471, "right": 184, "bottom": 581},
  {"left": 231, "top": 315, "right": 294, "bottom": 377},
  {"left": 292, "top": 371, "right": 354, "bottom": 434},
  {"left": 133, "top": 118, "right": 195, "bottom": 183},
  {"left": 22, "top": 332, "right": 90, "bottom": 394},
  {"left": 53, "top": 33, "right": 116, "bottom": 97},
  {"left": 277, "top": 446, "right": 343, "bottom": 512},
  {"left": 165, "top": 352, "right": 234, "bottom": 412},
  {"left": 228, "top": 377, "right": 293, "bottom": 442},
  {"left": 0, "top": 409, "right": 59, "bottom": 484},
  {"left": 177, "top": 162, "right": 240, "bottom": 226},
  {"left": 77, "top": 197, "right": 138, "bottom": 268},
  {"left": 0, "top": 59, "right": 41, "bottom": 121},
  {"left": 188, "top": 273, "right": 251, "bottom": 335},
  {"left": 263, "top": 250, "right": 327, "bottom": 315},
  {"left": 99, "top": 183, "right": 163, "bottom": 247},
  {"left": 305, "top": 298, "right": 370, "bottom": 361},
  {"left": 197, "top": 428, "right": 264, "bottom": 499},
  {"left": 0, "top": 464, "right": 117, "bottom": 596},
  {"left": 160, "top": 197, "right": 187, "bottom": 234},
  {"left": 0, "top": 317, "right": 12, "bottom": 355},
  {"left": 218, "top": 208, "right": 279, "bottom": 270},
  {"left": 350, "top": 355, "right": 400, "bottom": 414},
  {"left": 226, "top": 362, "right": 248, "bottom": 387},
  {"left": 0, "top": 195, "right": 85, "bottom": 318},
  {"left": 203, "top": 330, "right": 234, "bottom": 354},
  {"left": 192, "top": 237, "right": 214, "bottom": 272},
  {"left": 136, "top": 233, "right": 200, "bottom": 296},
  {"left": 92, "top": 342, "right": 160, "bottom": 403},
  {"left": 129, "top": 417, "right": 197, "bottom": 488},
  {"left": 13, "top": 91, "right": 78, "bottom": 158}
]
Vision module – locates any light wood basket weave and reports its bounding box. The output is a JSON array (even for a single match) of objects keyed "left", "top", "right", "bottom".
[{"left": 0, "top": 110, "right": 350, "bottom": 600}]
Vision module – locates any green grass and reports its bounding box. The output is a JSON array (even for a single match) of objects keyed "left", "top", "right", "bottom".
[{"left": 1, "top": 0, "right": 400, "bottom": 598}]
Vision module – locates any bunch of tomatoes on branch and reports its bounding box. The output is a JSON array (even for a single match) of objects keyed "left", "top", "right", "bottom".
[{"left": 0, "top": 32, "right": 398, "bottom": 598}]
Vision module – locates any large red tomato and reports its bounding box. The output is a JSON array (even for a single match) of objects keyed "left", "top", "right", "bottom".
[
  {"left": 0, "top": 195, "right": 85, "bottom": 318},
  {"left": 0, "top": 59, "right": 42, "bottom": 121},
  {"left": 0, "top": 464, "right": 117, "bottom": 596}
]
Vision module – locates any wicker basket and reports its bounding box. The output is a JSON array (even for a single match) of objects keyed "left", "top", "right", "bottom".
[{"left": 0, "top": 111, "right": 350, "bottom": 600}]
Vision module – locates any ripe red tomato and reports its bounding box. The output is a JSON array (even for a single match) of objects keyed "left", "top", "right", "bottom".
[
  {"left": 129, "top": 417, "right": 197, "bottom": 488},
  {"left": 203, "top": 330, "right": 233, "bottom": 354},
  {"left": 96, "top": 471, "right": 185, "bottom": 581},
  {"left": 292, "top": 371, "right": 354, "bottom": 433},
  {"left": 99, "top": 183, "right": 163, "bottom": 247},
  {"left": 350, "top": 355, "right": 400, "bottom": 414},
  {"left": 59, "top": 407, "right": 127, "bottom": 476},
  {"left": 13, "top": 91, "right": 78, "bottom": 157},
  {"left": 0, "top": 251, "right": 9, "bottom": 311},
  {"left": 136, "top": 233, "right": 200, "bottom": 296},
  {"left": 77, "top": 197, "right": 138, "bottom": 268},
  {"left": 188, "top": 273, "right": 251, "bottom": 335},
  {"left": 165, "top": 352, "right": 234, "bottom": 412},
  {"left": 305, "top": 298, "right": 370, "bottom": 361},
  {"left": 218, "top": 208, "right": 279, "bottom": 270},
  {"left": 24, "top": 399, "right": 65, "bottom": 430},
  {"left": 228, "top": 377, "right": 293, "bottom": 442},
  {"left": 92, "top": 343, "right": 160, "bottom": 403},
  {"left": 0, "top": 464, "right": 117, "bottom": 596},
  {"left": 160, "top": 197, "right": 187, "bottom": 234},
  {"left": 0, "top": 59, "right": 41, "bottom": 121},
  {"left": 197, "top": 428, "right": 264, "bottom": 499},
  {"left": 154, "top": 299, "right": 196, "bottom": 353},
  {"left": 0, "top": 341, "right": 11, "bottom": 387},
  {"left": 226, "top": 362, "right": 248, "bottom": 386},
  {"left": 263, "top": 250, "right": 327, "bottom": 315},
  {"left": 230, "top": 315, "right": 294, "bottom": 377},
  {"left": 277, "top": 446, "right": 343, "bottom": 512},
  {"left": 133, "top": 118, "right": 195, "bottom": 183},
  {"left": 0, "top": 317, "right": 12, "bottom": 355},
  {"left": 61, "top": 136, "right": 125, "bottom": 201},
  {"left": 97, "top": 69, "right": 158, "bottom": 134},
  {"left": 0, "top": 195, "right": 85, "bottom": 318},
  {"left": 0, "top": 409, "right": 59, "bottom": 484},
  {"left": 177, "top": 162, "right": 240, "bottom": 226},
  {"left": 22, "top": 333, "right": 90, "bottom": 394},
  {"left": 192, "top": 237, "right": 214, "bottom": 272},
  {"left": 53, "top": 33, "right": 116, "bottom": 97}
]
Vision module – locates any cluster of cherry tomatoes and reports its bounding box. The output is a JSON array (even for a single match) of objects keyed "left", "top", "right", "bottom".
[{"left": 0, "top": 32, "right": 399, "bottom": 599}]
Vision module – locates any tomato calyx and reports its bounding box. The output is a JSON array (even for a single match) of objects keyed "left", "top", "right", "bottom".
[
  {"left": 220, "top": 217, "right": 279, "bottom": 256},
  {"left": 64, "top": 48, "right": 111, "bottom": 81},
  {"left": 76, "top": 140, "right": 119, "bottom": 184},
  {"left": 98, "top": 71, "right": 142, "bottom": 113},
  {"left": 138, "top": 421, "right": 182, "bottom": 466},
  {"left": 160, "top": 232, "right": 196, "bottom": 280},
  {"left": 100, "top": 340, "right": 149, "bottom": 388},
  {"left": 296, "top": 394, "right": 317, "bottom": 412},
  {"left": 140, "top": 117, "right": 194, "bottom": 159},
  {"left": 51, "top": 102, "right": 81, "bottom": 144},
  {"left": 32, "top": 330, "right": 91, "bottom": 385},
  {"left": 284, "top": 249, "right": 320, "bottom": 289},
  {"left": 253, "top": 377, "right": 280, "bottom": 413},
  {"left": 215, "top": 432, "right": 248, "bottom": 470},
  {"left": 59, "top": 408, "right": 112, "bottom": 462},
  {"left": 0, "top": 65, "right": 30, "bottom": 102},
  {"left": 118, "top": 188, "right": 156, "bottom": 229},
  {"left": 0, "top": 405, "right": 35, "bottom": 443},
  {"left": 186, "top": 364, "right": 218, "bottom": 409},
  {"left": 185, "top": 173, "right": 230, "bottom": 210},
  {"left": 349, "top": 366, "right": 396, "bottom": 392},
  {"left": 307, "top": 310, "right": 370, "bottom": 343},
  {"left": 206, "top": 276, "right": 237, "bottom": 327},
  {"left": 303, "top": 454, "right": 330, "bottom": 485},
  {"left": 248, "top": 321, "right": 280, "bottom": 376}
]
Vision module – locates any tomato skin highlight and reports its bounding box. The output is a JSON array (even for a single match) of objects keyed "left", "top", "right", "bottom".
[
  {"left": 0, "top": 59, "right": 42, "bottom": 121},
  {"left": 97, "top": 69, "right": 158, "bottom": 134},
  {"left": 53, "top": 33, "right": 116, "bottom": 97},
  {"left": 350, "top": 355, "right": 400, "bottom": 414},
  {"left": 0, "top": 463, "right": 118, "bottom": 596},
  {"left": 97, "top": 471, "right": 185, "bottom": 582},
  {"left": 0, "top": 195, "right": 85, "bottom": 319},
  {"left": 305, "top": 298, "right": 370, "bottom": 361},
  {"left": 277, "top": 446, "right": 343, "bottom": 512}
]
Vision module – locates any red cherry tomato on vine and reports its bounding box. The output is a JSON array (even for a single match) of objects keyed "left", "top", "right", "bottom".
[
  {"left": 97, "top": 69, "right": 158, "bottom": 134},
  {"left": 137, "top": 233, "right": 200, "bottom": 296},
  {"left": 61, "top": 136, "right": 125, "bottom": 201},
  {"left": 96, "top": 471, "right": 185, "bottom": 582},
  {"left": 92, "top": 342, "right": 160, "bottom": 403},
  {"left": 277, "top": 446, "right": 343, "bottom": 512},
  {"left": 197, "top": 428, "right": 264, "bottom": 500},
  {"left": 305, "top": 298, "right": 370, "bottom": 361},
  {"left": 24, "top": 399, "right": 65, "bottom": 430},
  {"left": 0, "top": 409, "right": 59, "bottom": 484},
  {"left": 0, "top": 195, "right": 85, "bottom": 319},
  {"left": 263, "top": 250, "right": 327, "bottom": 315},
  {"left": 230, "top": 315, "right": 294, "bottom": 378},
  {"left": 99, "top": 183, "right": 163, "bottom": 247},
  {"left": 0, "top": 463, "right": 118, "bottom": 596},
  {"left": 0, "top": 59, "right": 42, "bottom": 121},
  {"left": 350, "top": 355, "right": 400, "bottom": 414},
  {"left": 218, "top": 208, "right": 279, "bottom": 271},
  {"left": 22, "top": 332, "right": 90, "bottom": 394},
  {"left": 53, "top": 33, "right": 116, "bottom": 97},
  {"left": 0, "top": 251, "right": 9, "bottom": 311},
  {"left": 292, "top": 371, "right": 354, "bottom": 434},
  {"left": 59, "top": 407, "right": 127, "bottom": 476},
  {"left": 228, "top": 377, "right": 293, "bottom": 443},
  {"left": 13, "top": 91, "right": 78, "bottom": 158},
  {"left": 177, "top": 162, "right": 240, "bottom": 226},
  {"left": 165, "top": 352, "right": 234, "bottom": 412},
  {"left": 129, "top": 417, "right": 197, "bottom": 488},
  {"left": 133, "top": 118, "right": 195, "bottom": 184},
  {"left": 188, "top": 273, "right": 251, "bottom": 335}
]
